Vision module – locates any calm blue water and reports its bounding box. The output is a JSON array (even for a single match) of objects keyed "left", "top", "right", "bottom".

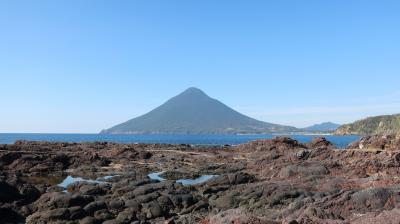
[
  {"left": 0, "top": 133, "right": 359, "bottom": 148},
  {"left": 58, "top": 175, "right": 116, "bottom": 189},
  {"left": 176, "top": 175, "right": 219, "bottom": 186},
  {"left": 147, "top": 171, "right": 218, "bottom": 186},
  {"left": 57, "top": 172, "right": 217, "bottom": 189}
]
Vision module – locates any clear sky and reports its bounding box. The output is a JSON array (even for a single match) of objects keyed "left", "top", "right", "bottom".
[{"left": 1, "top": 0, "right": 400, "bottom": 133}]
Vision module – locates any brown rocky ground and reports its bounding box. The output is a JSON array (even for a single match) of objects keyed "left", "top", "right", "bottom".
[{"left": 1, "top": 135, "right": 400, "bottom": 224}]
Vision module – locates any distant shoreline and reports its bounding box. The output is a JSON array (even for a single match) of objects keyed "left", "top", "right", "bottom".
[{"left": 0, "top": 133, "right": 360, "bottom": 148}]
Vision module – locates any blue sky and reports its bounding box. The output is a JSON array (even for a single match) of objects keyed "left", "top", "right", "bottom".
[{"left": 1, "top": 0, "right": 400, "bottom": 133}]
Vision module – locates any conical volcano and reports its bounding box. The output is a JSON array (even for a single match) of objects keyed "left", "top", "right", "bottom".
[{"left": 101, "top": 87, "right": 298, "bottom": 134}]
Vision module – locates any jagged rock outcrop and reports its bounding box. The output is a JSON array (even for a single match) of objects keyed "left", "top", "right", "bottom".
[{"left": 346, "top": 134, "right": 400, "bottom": 150}]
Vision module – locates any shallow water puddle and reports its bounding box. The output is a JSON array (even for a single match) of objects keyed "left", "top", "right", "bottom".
[
  {"left": 147, "top": 172, "right": 166, "bottom": 181},
  {"left": 176, "top": 175, "right": 218, "bottom": 185},
  {"left": 147, "top": 172, "right": 218, "bottom": 186},
  {"left": 57, "top": 175, "right": 116, "bottom": 189}
]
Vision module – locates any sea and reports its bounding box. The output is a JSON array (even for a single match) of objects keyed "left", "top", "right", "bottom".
[{"left": 0, "top": 133, "right": 360, "bottom": 148}]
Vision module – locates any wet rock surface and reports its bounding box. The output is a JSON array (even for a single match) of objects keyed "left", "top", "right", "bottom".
[{"left": 0, "top": 135, "right": 400, "bottom": 223}]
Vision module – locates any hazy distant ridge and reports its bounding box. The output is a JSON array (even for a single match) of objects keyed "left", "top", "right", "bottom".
[
  {"left": 101, "top": 87, "right": 299, "bottom": 134},
  {"left": 302, "top": 122, "right": 340, "bottom": 133}
]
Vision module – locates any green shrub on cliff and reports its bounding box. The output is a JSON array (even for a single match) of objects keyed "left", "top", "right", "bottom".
[{"left": 334, "top": 114, "right": 400, "bottom": 135}]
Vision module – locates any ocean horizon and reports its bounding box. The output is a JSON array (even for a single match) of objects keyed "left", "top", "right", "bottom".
[{"left": 0, "top": 133, "right": 360, "bottom": 148}]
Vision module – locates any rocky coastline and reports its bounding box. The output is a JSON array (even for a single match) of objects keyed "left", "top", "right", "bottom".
[{"left": 1, "top": 135, "right": 400, "bottom": 223}]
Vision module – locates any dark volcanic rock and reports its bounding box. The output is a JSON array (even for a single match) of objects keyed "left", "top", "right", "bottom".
[
  {"left": 138, "top": 151, "right": 152, "bottom": 159},
  {"left": 205, "top": 172, "right": 255, "bottom": 187},
  {"left": 236, "top": 137, "right": 307, "bottom": 152},
  {"left": 2, "top": 137, "right": 400, "bottom": 223},
  {"left": 279, "top": 164, "right": 329, "bottom": 178},
  {"left": 305, "top": 137, "right": 335, "bottom": 149},
  {"left": 33, "top": 192, "right": 94, "bottom": 212},
  {"left": 294, "top": 149, "right": 311, "bottom": 160},
  {"left": 0, "top": 152, "right": 22, "bottom": 166},
  {"left": 347, "top": 134, "right": 400, "bottom": 150},
  {"left": 18, "top": 183, "right": 41, "bottom": 202},
  {"left": 0, "top": 206, "right": 25, "bottom": 224},
  {"left": 351, "top": 188, "right": 394, "bottom": 211},
  {"left": 0, "top": 181, "right": 21, "bottom": 202}
]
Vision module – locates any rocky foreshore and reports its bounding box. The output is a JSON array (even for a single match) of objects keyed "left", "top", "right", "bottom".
[{"left": 1, "top": 135, "right": 400, "bottom": 224}]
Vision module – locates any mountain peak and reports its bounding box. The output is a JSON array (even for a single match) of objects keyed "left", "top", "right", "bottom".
[
  {"left": 179, "top": 87, "right": 208, "bottom": 97},
  {"left": 185, "top": 87, "right": 203, "bottom": 92},
  {"left": 101, "top": 88, "right": 298, "bottom": 134}
]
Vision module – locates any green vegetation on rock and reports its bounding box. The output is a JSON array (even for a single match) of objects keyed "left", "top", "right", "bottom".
[{"left": 334, "top": 114, "right": 400, "bottom": 135}]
